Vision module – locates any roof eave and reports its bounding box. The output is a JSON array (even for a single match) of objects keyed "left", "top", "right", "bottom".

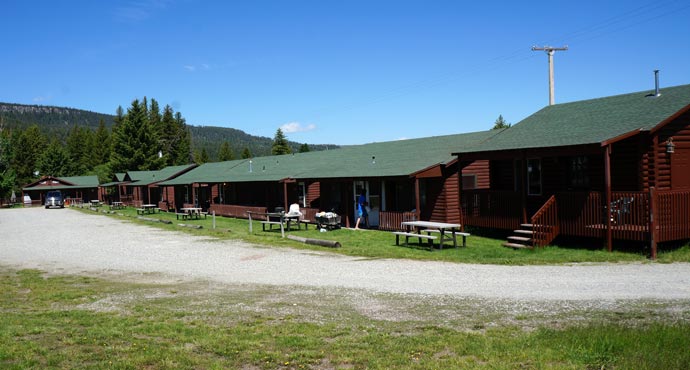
[{"left": 649, "top": 103, "right": 690, "bottom": 135}]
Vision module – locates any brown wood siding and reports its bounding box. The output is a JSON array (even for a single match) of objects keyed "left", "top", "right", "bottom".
[
  {"left": 306, "top": 181, "right": 321, "bottom": 208},
  {"left": 462, "top": 160, "right": 489, "bottom": 189},
  {"left": 654, "top": 109, "right": 690, "bottom": 190},
  {"left": 424, "top": 178, "right": 445, "bottom": 222},
  {"left": 444, "top": 164, "right": 461, "bottom": 224}
]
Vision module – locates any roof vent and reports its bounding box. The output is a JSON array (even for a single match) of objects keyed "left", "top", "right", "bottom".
[{"left": 646, "top": 70, "right": 661, "bottom": 98}]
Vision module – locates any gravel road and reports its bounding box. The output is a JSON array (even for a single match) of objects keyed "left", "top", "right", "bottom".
[{"left": 2, "top": 207, "right": 690, "bottom": 301}]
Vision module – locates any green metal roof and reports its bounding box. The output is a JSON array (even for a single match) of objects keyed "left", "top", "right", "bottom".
[
  {"left": 454, "top": 83, "right": 690, "bottom": 154},
  {"left": 125, "top": 164, "right": 197, "bottom": 186},
  {"left": 159, "top": 130, "right": 502, "bottom": 185},
  {"left": 23, "top": 175, "right": 99, "bottom": 191}
]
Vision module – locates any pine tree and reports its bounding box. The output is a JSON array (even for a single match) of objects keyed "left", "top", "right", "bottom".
[
  {"left": 93, "top": 119, "right": 111, "bottom": 166},
  {"left": 218, "top": 141, "right": 234, "bottom": 161},
  {"left": 0, "top": 125, "right": 16, "bottom": 198},
  {"left": 37, "top": 139, "right": 70, "bottom": 177},
  {"left": 172, "top": 112, "right": 191, "bottom": 165},
  {"left": 298, "top": 143, "right": 310, "bottom": 153},
  {"left": 10, "top": 125, "right": 47, "bottom": 186},
  {"left": 110, "top": 99, "right": 164, "bottom": 172},
  {"left": 492, "top": 114, "right": 511, "bottom": 129},
  {"left": 241, "top": 147, "right": 252, "bottom": 159},
  {"left": 271, "top": 128, "right": 291, "bottom": 155},
  {"left": 66, "top": 125, "right": 92, "bottom": 175},
  {"left": 196, "top": 148, "right": 210, "bottom": 164}
]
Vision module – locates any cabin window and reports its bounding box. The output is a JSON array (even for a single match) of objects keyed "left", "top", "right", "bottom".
[
  {"left": 527, "top": 158, "right": 542, "bottom": 195},
  {"left": 569, "top": 156, "right": 590, "bottom": 189},
  {"left": 462, "top": 174, "right": 477, "bottom": 190},
  {"left": 298, "top": 182, "right": 306, "bottom": 207}
]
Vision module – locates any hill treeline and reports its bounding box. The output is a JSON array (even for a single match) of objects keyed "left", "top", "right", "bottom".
[
  {"left": 0, "top": 102, "right": 334, "bottom": 161},
  {"left": 0, "top": 101, "right": 336, "bottom": 198}
]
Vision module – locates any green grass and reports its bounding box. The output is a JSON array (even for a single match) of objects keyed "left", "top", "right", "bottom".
[
  {"left": 79, "top": 206, "right": 690, "bottom": 264},
  {"left": 1, "top": 268, "right": 688, "bottom": 369}
]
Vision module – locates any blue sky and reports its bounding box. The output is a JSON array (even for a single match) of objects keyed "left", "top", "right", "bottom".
[{"left": 2, "top": 1, "right": 689, "bottom": 145}]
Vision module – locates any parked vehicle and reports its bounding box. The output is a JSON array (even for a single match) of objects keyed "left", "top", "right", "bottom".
[{"left": 45, "top": 191, "right": 64, "bottom": 209}]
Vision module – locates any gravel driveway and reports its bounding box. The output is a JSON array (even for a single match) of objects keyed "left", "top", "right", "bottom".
[{"left": 2, "top": 207, "right": 690, "bottom": 301}]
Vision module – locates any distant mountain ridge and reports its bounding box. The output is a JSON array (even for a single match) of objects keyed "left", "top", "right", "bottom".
[{"left": 0, "top": 102, "right": 336, "bottom": 158}]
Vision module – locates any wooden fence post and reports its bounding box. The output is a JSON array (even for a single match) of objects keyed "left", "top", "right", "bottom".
[{"left": 648, "top": 186, "right": 657, "bottom": 260}]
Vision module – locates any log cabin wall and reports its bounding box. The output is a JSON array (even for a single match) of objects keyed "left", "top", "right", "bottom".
[
  {"left": 442, "top": 163, "right": 461, "bottom": 224},
  {"left": 461, "top": 159, "right": 490, "bottom": 189},
  {"left": 652, "top": 109, "right": 690, "bottom": 190},
  {"left": 306, "top": 181, "right": 320, "bottom": 208}
]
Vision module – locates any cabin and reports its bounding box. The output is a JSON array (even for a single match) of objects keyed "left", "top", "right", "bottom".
[
  {"left": 453, "top": 83, "right": 690, "bottom": 256},
  {"left": 119, "top": 164, "right": 197, "bottom": 208},
  {"left": 22, "top": 175, "right": 100, "bottom": 206},
  {"left": 98, "top": 173, "right": 128, "bottom": 204},
  {"left": 158, "top": 131, "right": 500, "bottom": 228}
]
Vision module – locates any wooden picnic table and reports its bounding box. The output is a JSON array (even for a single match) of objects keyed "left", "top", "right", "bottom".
[
  {"left": 137, "top": 204, "right": 159, "bottom": 215},
  {"left": 180, "top": 207, "right": 202, "bottom": 220},
  {"left": 111, "top": 201, "right": 124, "bottom": 210},
  {"left": 246, "top": 211, "right": 305, "bottom": 238},
  {"left": 399, "top": 220, "right": 463, "bottom": 249}
]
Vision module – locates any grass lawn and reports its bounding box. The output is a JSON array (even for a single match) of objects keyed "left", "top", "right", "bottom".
[
  {"left": 79, "top": 206, "right": 690, "bottom": 265},
  {"left": 1, "top": 268, "right": 689, "bottom": 369}
]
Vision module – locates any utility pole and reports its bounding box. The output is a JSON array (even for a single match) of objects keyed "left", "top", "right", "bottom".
[{"left": 532, "top": 45, "right": 568, "bottom": 105}]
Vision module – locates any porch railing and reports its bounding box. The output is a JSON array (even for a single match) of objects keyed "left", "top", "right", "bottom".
[
  {"left": 655, "top": 190, "right": 690, "bottom": 242},
  {"left": 461, "top": 190, "right": 522, "bottom": 230},
  {"left": 531, "top": 195, "right": 559, "bottom": 247},
  {"left": 462, "top": 190, "right": 650, "bottom": 242},
  {"left": 209, "top": 204, "right": 268, "bottom": 219},
  {"left": 378, "top": 211, "right": 417, "bottom": 231}
]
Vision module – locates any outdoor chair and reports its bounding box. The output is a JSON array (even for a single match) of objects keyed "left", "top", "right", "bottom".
[{"left": 608, "top": 197, "right": 634, "bottom": 225}]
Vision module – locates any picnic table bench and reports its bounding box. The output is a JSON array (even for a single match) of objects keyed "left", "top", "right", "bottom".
[
  {"left": 394, "top": 220, "right": 465, "bottom": 249},
  {"left": 392, "top": 231, "right": 437, "bottom": 246}
]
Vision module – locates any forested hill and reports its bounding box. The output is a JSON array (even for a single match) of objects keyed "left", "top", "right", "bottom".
[
  {"left": 0, "top": 102, "right": 336, "bottom": 158},
  {"left": 0, "top": 103, "right": 114, "bottom": 133}
]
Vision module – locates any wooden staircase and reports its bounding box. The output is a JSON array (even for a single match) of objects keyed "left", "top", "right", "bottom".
[
  {"left": 503, "top": 195, "right": 560, "bottom": 249},
  {"left": 503, "top": 224, "right": 536, "bottom": 249}
]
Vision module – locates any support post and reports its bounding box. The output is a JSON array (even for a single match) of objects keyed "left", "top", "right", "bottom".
[
  {"left": 604, "top": 145, "right": 613, "bottom": 252},
  {"left": 521, "top": 152, "right": 528, "bottom": 224},
  {"left": 648, "top": 187, "right": 657, "bottom": 260},
  {"left": 283, "top": 181, "right": 288, "bottom": 211},
  {"left": 414, "top": 177, "right": 421, "bottom": 221}
]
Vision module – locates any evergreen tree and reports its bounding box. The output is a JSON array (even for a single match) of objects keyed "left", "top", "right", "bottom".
[
  {"left": 148, "top": 98, "right": 162, "bottom": 138},
  {"left": 196, "top": 148, "right": 210, "bottom": 164},
  {"left": 37, "top": 139, "right": 70, "bottom": 177},
  {"left": 93, "top": 119, "right": 111, "bottom": 166},
  {"left": 298, "top": 143, "right": 310, "bottom": 153},
  {"left": 10, "top": 125, "right": 47, "bottom": 186},
  {"left": 241, "top": 147, "right": 252, "bottom": 159},
  {"left": 218, "top": 141, "right": 234, "bottom": 161},
  {"left": 492, "top": 114, "right": 511, "bottom": 129},
  {"left": 66, "top": 125, "right": 93, "bottom": 175},
  {"left": 271, "top": 128, "right": 291, "bottom": 155},
  {"left": 110, "top": 99, "right": 164, "bottom": 173},
  {"left": 172, "top": 112, "right": 191, "bottom": 165},
  {"left": 0, "top": 125, "right": 16, "bottom": 198}
]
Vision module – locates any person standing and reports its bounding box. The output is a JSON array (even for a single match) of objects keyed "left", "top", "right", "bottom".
[{"left": 355, "top": 192, "right": 368, "bottom": 229}]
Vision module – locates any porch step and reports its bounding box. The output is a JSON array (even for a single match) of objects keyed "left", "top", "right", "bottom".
[
  {"left": 507, "top": 236, "right": 531, "bottom": 243},
  {"left": 503, "top": 242, "right": 533, "bottom": 249},
  {"left": 514, "top": 229, "right": 534, "bottom": 235}
]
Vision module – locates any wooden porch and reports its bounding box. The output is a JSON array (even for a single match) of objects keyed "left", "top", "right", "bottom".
[{"left": 461, "top": 189, "right": 690, "bottom": 249}]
